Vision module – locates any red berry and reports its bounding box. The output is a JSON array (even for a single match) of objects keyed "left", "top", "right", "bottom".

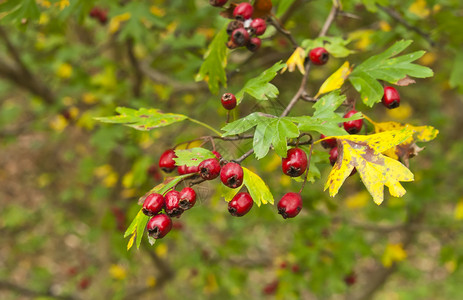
[
  {"left": 282, "top": 148, "right": 308, "bottom": 177},
  {"left": 212, "top": 151, "right": 222, "bottom": 160},
  {"left": 309, "top": 47, "right": 329, "bottom": 65},
  {"left": 147, "top": 214, "right": 172, "bottom": 239},
  {"left": 343, "top": 109, "right": 363, "bottom": 134},
  {"left": 329, "top": 147, "right": 338, "bottom": 166},
  {"left": 220, "top": 162, "right": 244, "bottom": 188},
  {"left": 228, "top": 192, "right": 253, "bottom": 216},
  {"left": 231, "top": 27, "right": 250, "bottom": 47},
  {"left": 250, "top": 18, "right": 267, "bottom": 35},
  {"left": 159, "top": 149, "right": 177, "bottom": 173},
  {"left": 178, "top": 164, "right": 200, "bottom": 175},
  {"left": 89, "top": 7, "right": 107, "bottom": 24},
  {"left": 164, "top": 190, "right": 183, "bottom": 218},
  {"left": 233, "top": 2, "right": 253, "bottom": 20},
  {"left": 344, "top": 272, "right": 357, "bottom": 286},
  {"left": 246, "top": 37, "right": 262, "bottom": 52},
  {"left": 142, "top": 193, "right": 165, "bottom": 216},
  {"left": 382, "top": 86, "right": 400, "bottom": 109},
  {"left": 320, "top": 134, "right": 337, "bottom": 149},
  {"left": 179, "top": 187, "right": 196, "bottom": 210},
  {"left": 221, "top": 93, "right": 237, "bottom": 110},
  {"left": 262, "top": 280, "right": 279, "bottom": 295},
  {"left": 277, "top": 192, "right": 302, "bottom": 219},
  {"left": 199, "top": 158, "right": 221, "bottom": 180},
  {"left": 227, "top": 20, "right": 244, "bottom": 36},
  {"left": 78, "top": 277, "right": 91, "bottom": 290},
  {"left": 209, "top": 0, "right": 227, "bottom": 7},
  {"left": 147, "top": 164, "right": 162, "bottom": 181}
]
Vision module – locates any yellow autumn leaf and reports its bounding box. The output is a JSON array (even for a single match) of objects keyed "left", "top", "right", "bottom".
[
  {"left": 109, "top": 264, "right": 127, "bottom": 280},
  {"left": 386, "top": 102, "right": 413, "bottom": 120},
  {"left": 382, "top": 243, "right": 407, "bottom": 267},
  {"left": 408, "top": 0, "right": 430, "bottom": 18},
  {"left": 321, "top": 129, "right": 415, "bottom": 205},
  {"left": 56, "top": 62, "right": 73, "bottom": 78},
  {"left": 109, "top": 12, "right": 131, "bottom": 34},
  {"left": 127, "top": 233, "right": 135, "bottom": 251},
  {"left": 345, "top": 190, "right": 370, "bottom": 209},
  {"left": 348, "top": 29, "right": 374, "bottom": 50},
  {"left": 454, "top": 199, "right": 463, "bottom": 220},
  {"left": 315, "top": 61, "right": 352, "bottom": 98},
  {"left": 281, "top": 47, "right": 306, "bottom": 74}
]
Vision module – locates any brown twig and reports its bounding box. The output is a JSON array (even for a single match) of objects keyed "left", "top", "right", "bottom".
[
  {"left": 0, "top": 280, "right": 76, "bottom": 300},
  {"left": 267, "top": 17, "right": 299, "bottom": 49},
  {"left": 126, "top": 38, "right": 144, "bottom": 97}
]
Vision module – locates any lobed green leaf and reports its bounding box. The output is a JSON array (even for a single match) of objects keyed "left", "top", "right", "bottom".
[{"left": 174, "top": 148, "right": 216, "bottom": 167}]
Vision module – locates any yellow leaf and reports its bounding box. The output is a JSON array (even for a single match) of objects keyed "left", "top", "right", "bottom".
[
  {"left": 56, "top": 63, "right": 73, "bottom": 78},
  {"left": 348, "top": 29, "right": 374, "bottom": 50},
  {"left": 382, "top": 243, "right": 407, "bottom": 267},
  {"left": 146, "top": 276, "right": 157, "bottom": 287},
  {"left": 55, "top": 0, "right": 70, "bottom": 10},
  {"left": 322, "top": 129, "right": 415, "bottom": 205},
  {"left": 155, "top": 243, "right": 168, "bottom": 258},
  {"left": 345, "top": 191, "right": 370, "bottom": 209},
  {"left": 408, "top": 0, "right": 430, "bottom": 18},
  {"left": 150, "top": 5, "right": 165, "bottom": 17},
  {"left": 315, "top": 61, "right": 352, "bottom": 98},
  {"left": 386, "top": 102, "right": 413, "bottom": 120},
  {"left": 109, "top": 264, "right": 127, "bottom": 280},
  {"left": 379, "top": 21, "right": 391, "bottom": 32},
  {"left": 49, "top": 115, "right": 68, "bottom": 132},
  {"left": 281, "top": 47, "right": 306, "bottom": 74},
  {"left": 454, "top": 199, "right": 463, "bottom": 220},
  {"left": 109, "top": 12, "right": 131, "bottom": 34},
  {"left": 127, "top": 233, "right": 135, "bottom": 251}
]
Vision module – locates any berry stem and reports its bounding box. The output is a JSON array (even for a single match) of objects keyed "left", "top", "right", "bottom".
[
  {"left": 298, "top": 142, "right": 313, "bottom": 194},
  {"left": 187, "top": 118, "right": 222, "bottom": 136},
  {"left": 234, "top": 148, "right": 254, "bottom": 164}
]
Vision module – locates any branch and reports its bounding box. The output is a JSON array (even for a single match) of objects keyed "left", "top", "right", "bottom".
[
  {"left": 267, "top": 17, "right": 299, "bottom": 49},
  {"left": 126, "top": 38, "right": 144, "bottom": 98},
  {"left": 0, "top": 280, "right": 76, "bottom": 300}
]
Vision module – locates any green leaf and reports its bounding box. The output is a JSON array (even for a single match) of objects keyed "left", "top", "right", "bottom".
[
  {"left": 235, "top": 61, "right": 286, "bottom": 104},
  {"left": 276, "top": 0, "right": 297, "bottom": 17},
  {"left": 96, "top": 107, "right": 188, "bottom": 131},
  {"left": 174, "top": 148, "right": 216, "bottom": 167},
  {"left": 349, "top": 40, "right": 433, "bottom": 106},
  {"left": 0, "top": 0, "right": 39, "bottom": 24},
  {"left": 450, "top": 52, "right": 463, "bottom": 92},
  {"left": 242, "top": 167, "right": 274, "bottom": 206},
  {"left": 221, "top": 184, "right": 242, "bottom": 202},
  {"left": 221, "top": 112, "right": 263, "bottom": 136},
  {"left": 301, "top": 37, "right": 354, "bottom": 58},
  {"left": 195, "top": 24, "right": 229, "bottom": 94},
  {"left": 273, "top": 119, "right": 300, "bottom": 158}
]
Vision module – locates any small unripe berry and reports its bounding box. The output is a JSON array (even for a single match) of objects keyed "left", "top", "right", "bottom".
[
  {"left": 142, "top": 193, "right": 164, "bottom": 216},
  {"left": 343, "top": 109, "right": 363, "bottom": 134},
  {"left": 221, "top": 93, "right": 237, "bottom": 110},
  {"left": 228, "top": 192, "right": 253, "bottom": 216},
  {"left": 179, "top": 187, "right": 196, "bottom": 210},
  {"left": 178, "top": 164, "right": 199, "bottom": 175},
  {"left": 233, "top": 2, "right": 253, "bottom": 20},
  {"left": 320, "top": 134, "right": 337, "bottom": 149},
  {"left": 382, "top": 86, "right": 400, "bottom": 109},
  {"left": 199, "top": 158, "right": 221, "bottom": 180},
  {"left": 231, "top": 27, "right": 250, "bottom": 47},
  {"left": 329, "top": 147, "right": 338, "bottom": 166},
  {"left": 250, "top": 18, "right": 267, "bottom": 35},
  {"left": 209, "top": 0, "right": 227, "bottom": 7},
  {"left": 147, "top": 214, "right": 172, "bottom": 239},
  {"left": 220, "top": 162, "right": 244, "bottom": 188},
  {"left": 164, "top": 190, "right": 183, "bottom": 218},
  {"left": 309, "top": 47, "right": 329, "bottom": 65},
  {"left": 246, "top": 37, "right": 262, "bottom": 52},
  {"left": 277, "top": 192, "right": 302, "bottom": 219},
  {"left": 282, "top": 148, "right": 308, "bottom": 177},
  {"left": 159, "top": 149, "right": 177, "bottom": 173}
]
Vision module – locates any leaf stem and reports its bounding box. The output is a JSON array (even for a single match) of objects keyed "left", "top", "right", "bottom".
[{"left": 188, "top": 118, "right": 222, "bottom": 136}]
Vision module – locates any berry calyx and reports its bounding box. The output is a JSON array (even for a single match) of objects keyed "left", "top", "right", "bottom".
[
  {"left": 277, "top": 192, "right": 303, "bottom": 219},
  {"left": 220, "top": 162, "right": 244, "bottom": 188},
  {"left": 228, "top": 192, "right": 253, "bottom": 216},
  {"left": 178, "top": 164, "right": 199, "bottom": 175},
  {"left": 329, "top": 147, "right": 338, "bottom": 166},
  {"left": 231, "top": 28, "right": 250, "bottom": 47},
  {"left": 179, "top": 187, "right": 196, "bottom": 210},
  {"left": 199, "top": 158, "right": 221, "bottom": 180},
  {"left": 221, "top": 93, "right": 237, "bottom": 110},
  {"left": 309, "top": 47, "right": 329, "bottom": 65},
  {"left": 382, "top": 86, "right": 400, "bottom": 109},
  {"left": 147, "top": 214, "right": 172, "bottom": 239},
  {"left": 320, "top": 134, "right": 337, "bottom": 149},
  {"left": 164, "top": 190, "right": 183, "bottom": 218},
  {"left": 233, "top": 2, "right": 253, "bottom": 20},
  {"left": 142, "top": 193, "right": 165, "bottom": 216},
  {"left": 159, "top": 149, "right": 177, "bottom": 173},
  {"left": 343, "top": 109, "right": 363, "bottom": 134},
  {"left": 246, "top": 37, "right": 262, "bottom": 52},
  {"left": 250, "top": 18, "right": 267, "bottom": 35},
  {"left": 209, "top": 0, "right": 227, "bottom": 7},
  {"left": 282, "top": 148, "right": 308, "bottom": 177}
]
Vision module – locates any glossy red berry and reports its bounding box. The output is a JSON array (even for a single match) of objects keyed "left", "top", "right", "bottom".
[
  {"left": 142, "top": 193, "right": 165, "bottom": 216},
  {"left": 177, "top": 164, "right": 199, "bottom": 175},
  {"left": 343, "top": 109, "right": 363, "bottom": 134},
  {"left": 233, "top": 2, "right": 253, "bottom": 20},
  {"left": 179, "top": 187, "right": 196, "bottom": 210},
  {"left": 228, "top": 192, "right": 253, "bottom": 216},
  {"left": 231, "top": 27, "right": 250, "bottom": 47},
  {"left": 147, "top": 214, "right": 172, "bottom": 239},
  {"left": 159, "top": 149, "right": 177, "bottom": 173},
  {"left": 277, "top": 192, "right": 303, "bottom": 219},
  {"left": 199, "top": 158, "right": 221, "bottom": 180},
  {"left": 382, "top": 86, "right": 400, "bottom": 109},
  {"left": 220, "top": 162, "right": 244, "bottom": 188},
  {"left": 250, "top": 18, "right": 267, "bottom": 35},
  {"left": 329, "top": 147, "right": 338, "bottom": 166},
  {"left": 320, "top": 134, "right": 337, "bottom": 149},
  {"left": 209, "top": 0, "right": 227, "bottom": 7},
  {"left": 309, "top": 47, "right": 329, "bottom": 65},
  {"left": 282, "top": 148, "right": 308, "bottom": 177},
  {"left": 221, "top": 93, "right": 237, "bottom": 110},
  {"left": 212, "top": 151, "right": 222, "bottom": 160},
  {"left": 246, "top": 37, "right": 261, "bottom": 52},
  {"left": 164, "top": 190, "right": 183, "bottom": 218}
]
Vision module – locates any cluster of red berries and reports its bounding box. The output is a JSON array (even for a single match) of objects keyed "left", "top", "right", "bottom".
[{"left": 89, "top": 7, "right": 108, "bottom": 25}]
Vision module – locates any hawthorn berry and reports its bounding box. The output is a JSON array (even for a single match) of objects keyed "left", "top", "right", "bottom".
[
  {"left": 227, "top": 20, "right": 244, "bottom": 36},
  {"left": 147, "top": 214, "right": 172, "bottom": 239},
  {"left": 89, "top": 7, "right": 108, "bottom": 24},
  {"left": 220, "top": 162, "right": 244, "bottom": 188},
  {"left": 233, "top": 2, "right": 253, "bottom": 20},
  {"left": 262, "top": 280, "right": 279, "bottom": 295},
  {"left": 212, "top": 151, "right": 222, "bottom": 160},
  {"left": 382, "top": 86, "right": 400, "bottom": 109},
  {"left": 209, "top": 0, "right": 227, "bottom": 7},
  {"left": 142, "top": 193, "right": 165, "bottom": 216},
  {"left": 221, "top": 93, "right": 237, "bottom": 110},
  {"left": 164, "top": 190, "right": 183, "bottom": 218},
  {"left": 282, "top": 148, "right": 308, "bottom": 177},
  {"left": 246, "top": 37, "right": 262, "bottom": 52},
  {"left": 320, "top": 134, "right": 337, "bottom": 149},
  {"left": 178, "top": 164, "right": 200, "bottom": 175},
  {"left": 199, "top": 158, "right": 221, "bottom": 180},
  {"left": 228, "top": 192, "right": 253, "bottom": 216},
  {"left": 309, "top": 47, "right": 329, "bottom": 65},
  {"left": 231, "top": 28, "right": 250, "bottom": 47},
  {"left": 250, "top": 18, "right": 267, "bottom": 35},
  {"left": 277, "top": 192, "right": 303, "bottom": 219},
  {"left": 179, "top": 187, "right": 196, "bottom": 210},
  {"left": 329, "top": 147, "right": 338, "bottom": 166},
  {"left": 343, "top": 109, "right": 363, "bottom": 134},
  {"left": 344, "top": 272, "right": 357, "bottom": 286},
  {"left": 159, "top": 149, "right": 177, "bottom": 173}
]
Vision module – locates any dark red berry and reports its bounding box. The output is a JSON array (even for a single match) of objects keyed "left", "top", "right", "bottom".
[
  {"left": 344, "top": 272, "right": 357, "bottom": 286},
  {"left": 343, "top": 109, "right": 363, "bottom": 134},
  {"left": 220, "top": 162, "right": 244, "bottom": 188},
  {"left": 382, "top": 86, "right": 400, "bottom": 109},
  {"left": 78, "top": 277, "right": 91, "bottom": 290},
  {"left": 221, "top": 93, "right": 237, "bottom": 110},
  {"left": 179, "top": 187, "right": 196, "bottom": 210},
  {"left": 291, "top": 264, "right": 300, "bottom": 273},
  {"left": 250, "top": 18, "right": 267, "bottom": 35},
  {"left": 231, "top": 27, "right": 250, "bottom": 47},
  {"left": 159, "top": 149, "right": 177, "bottom": 173},
  {"left": 199, "top": 158, "right": 221, "bottom": 180},
  {"left": 329, "top": 147, "right": 338, "bottom": 166},
  {"left": 142, "top": 193, "right": 165, "bottom": 216},
  {"left": 164, "top": 190, "right": 183, "bottom": 218},
  {"left": 147, "top": 164, "right": 162, "bottom": 181},
  {"left": 320, "top": 134, "right": 337, "bottom": 149},
  {"left": 309, "top": 47, "right": 329, "bottom": 65},
  {"left": 228, "top": 192, "right": 253, "bottom": 217},
  {"left": 89, "top": 7, "right": 107, "bottom": 24},
  {"left": 178, "top": 164, "right": 200, "bottom": 175},
  {"left": 212, "top": 151, "right": 222, "bottom": 160},
  {"left": 282, "top": 148, "right": 308, "bottom": 177},
  {"left": 233, "top": 2, "right": 253, "bottom": 20},
  {"left": 227, "top": 20, "right": 244, "bottom": 35},
  {"left": 246, "top": 37, "right": 261, "bottom": 52},
  {"left": 147, "top": 214, "right": 172, "bottom": 239},
  {"left": 209, "top": 0, "right": 227, "bottom": 7},
  {"left": 262, "top": 280, "right": 279, "bottom": 295},
  {"left": 277, "top": 192, "right": 303, "bottom": 219}
]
